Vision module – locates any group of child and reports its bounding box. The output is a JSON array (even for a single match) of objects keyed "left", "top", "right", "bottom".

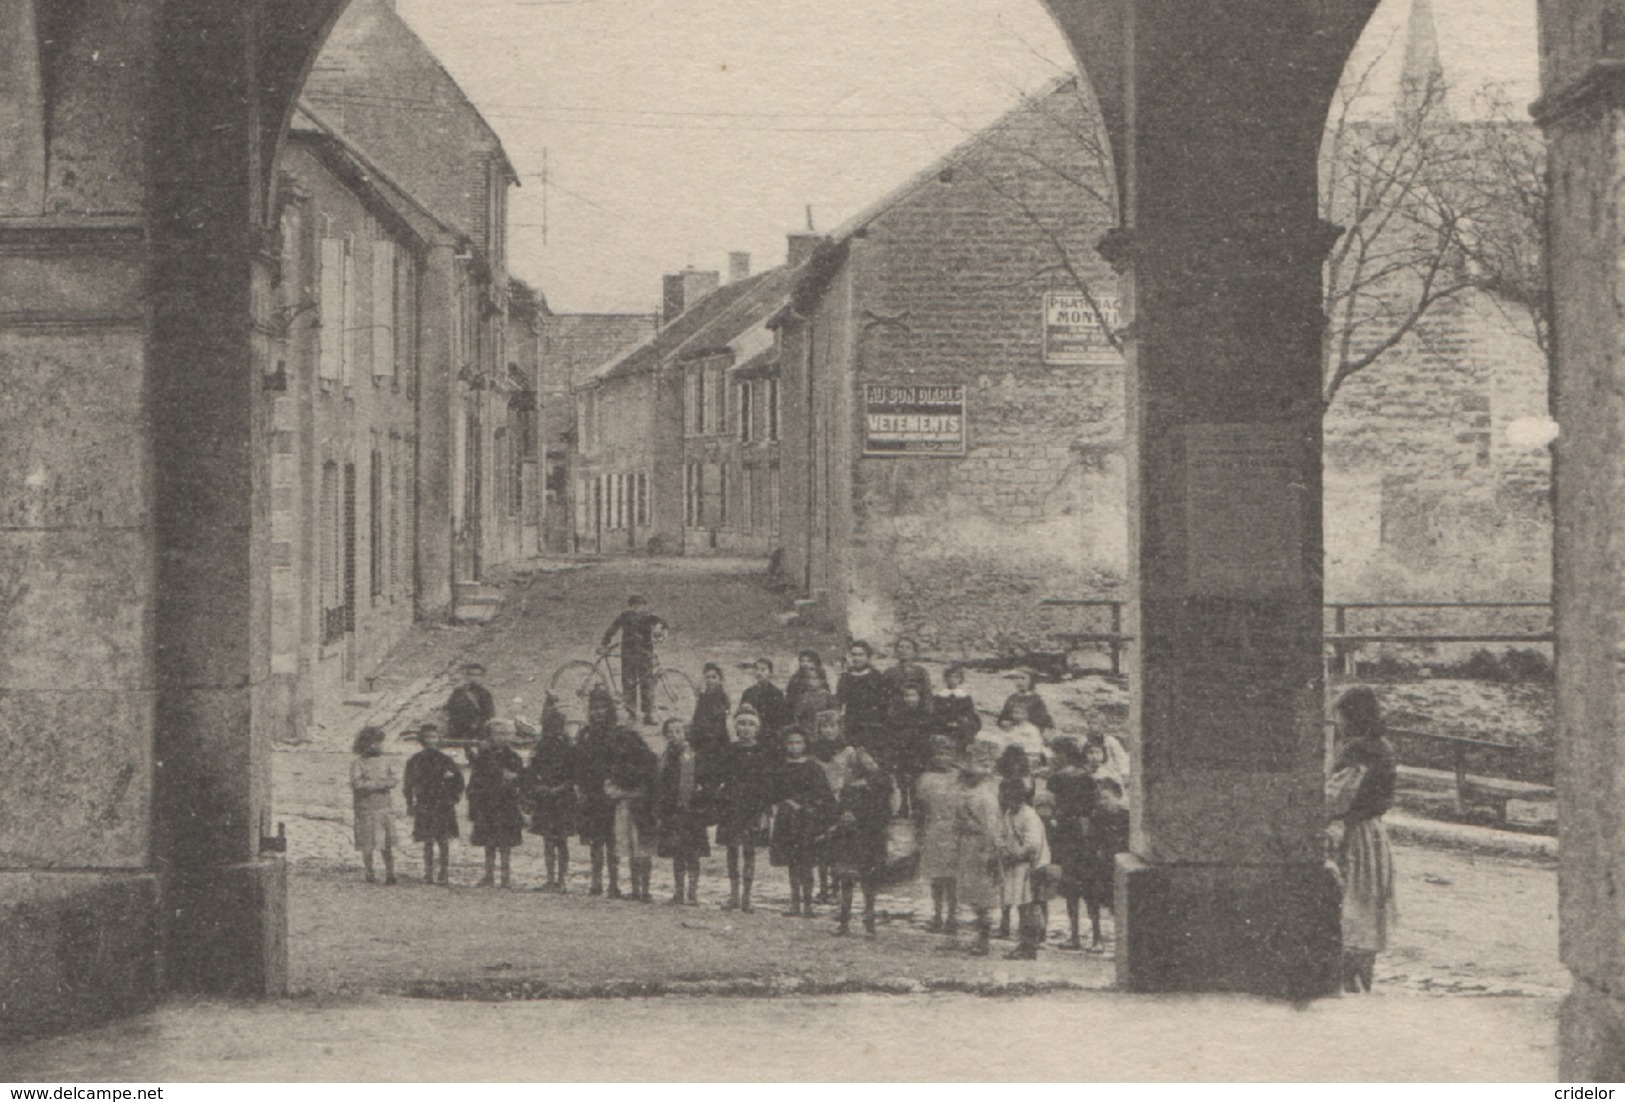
[{"left": 350, "top": 636, "right": 1132, "bottom": 957}]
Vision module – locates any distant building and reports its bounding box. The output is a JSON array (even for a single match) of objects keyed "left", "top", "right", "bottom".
[
  {"left": 570, "top": 264, "right": 791, "bottom": 556},
  {"left": 540, "top": 311, "right": 659, "bottom": 552},
  {"left": 264, "top": 0, "right": 525, "bottom": 739},
  {"left": 776, "top": 79, "right": 1126, "bottom": 654}
]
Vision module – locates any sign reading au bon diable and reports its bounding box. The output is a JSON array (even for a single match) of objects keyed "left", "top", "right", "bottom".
[
  {"left": 863, "top": 382, "right": 966, "bottom": 457},
  {"left": 1043, "top": 291, "right": 1120, "bottom": 363}
]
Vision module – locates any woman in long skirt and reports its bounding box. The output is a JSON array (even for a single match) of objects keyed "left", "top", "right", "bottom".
[{"left": 1329, "top": 687, "right": 1399, "bottom": 993}]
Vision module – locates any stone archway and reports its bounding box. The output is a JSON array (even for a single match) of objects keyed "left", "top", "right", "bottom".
[{"left": 12, "top": 0, "right": 1622, "bottom": 1077}]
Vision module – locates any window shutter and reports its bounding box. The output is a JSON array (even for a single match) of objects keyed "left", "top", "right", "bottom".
[
  {"left": 319, "top": 239, "right": 345, "bottom": 381},
  {"left": 373, "top": 242, "right": 396, "bottom": 378},
  {"left": 341, "top": 242, "right": 356, "bottom": 387}
]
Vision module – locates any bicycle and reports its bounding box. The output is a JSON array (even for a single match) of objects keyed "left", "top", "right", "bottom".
[{"left": 549, "top": 639, "right": 697, "bottom": 726}]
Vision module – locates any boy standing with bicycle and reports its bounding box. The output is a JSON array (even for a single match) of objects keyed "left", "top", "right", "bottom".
[{"left": 600, "top": 594, "right": 666, "bottom": 726}]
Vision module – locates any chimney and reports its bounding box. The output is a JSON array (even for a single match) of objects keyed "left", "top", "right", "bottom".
[
  {"left": 662, "top": 267, "right": 720, "bottom": 325},
  {"left": 728, "top": 251, "right": 752, "bottom": 283},
  {"left": 787, "top": 233, "right": 822, "bottom": 268}
]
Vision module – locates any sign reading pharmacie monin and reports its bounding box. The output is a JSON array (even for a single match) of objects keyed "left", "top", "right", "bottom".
[{"left": 863, "top": 382, "right": 966, "bottom": 457}]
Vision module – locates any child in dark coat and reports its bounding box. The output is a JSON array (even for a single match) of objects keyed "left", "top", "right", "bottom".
[
  {"left": 770, "top": 728, "right": 836, "bottom": 917},
  {"left": 715, "top": 706, "right": 775, "bottom": 912},
  {"left": 403, "top": 722, "right": 464, "bottom": 886},
  {"left": 739, "top": 659, "right": 789, "bottom": 754},
  {"left": 823, "top": 750, "right": 895, "bottom": 938},
  {"left": 655, "top": 717, "right": 712, "bottom": 905},
  {"left": 1044, "top": 737, "right": 1099, "bottom": 950},
  {"left": 467, "top": 719, "right": 525, "bottom": 888},
  {"left": 1080, "top": 775, "right": 1130, "bottom": 952},
  {"left": 882, "top": 683, "right": 934, "bottom": 816},
  {"left": 525, "top": 695, "right": 577, "bottom": 893},
  {"left": 574, "top": 687, "right": 624, "bottom": 896},
  {"left": 689, "top": 663, "right": 733, "bottom": 763},
  {"left": 935, "top": 665, "right": 982, "bottom": 749}
]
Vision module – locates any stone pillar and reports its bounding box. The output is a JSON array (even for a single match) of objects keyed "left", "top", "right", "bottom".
[
  {"left": 416, "top": 236, "right": 457, "bottom": 617},
  {"left": 1533, "top": 8, "right": 1625, "bottom": 1079},
  {"left": 1107, "top": 2, "right": 1372, "bottom": 999},
  {"left": 147, "top": 0, "right": 285, "bottom": 995}
]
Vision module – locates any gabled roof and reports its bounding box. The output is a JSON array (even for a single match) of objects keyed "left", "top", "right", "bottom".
[
  {"left": 788, "top": 75, "right": 1098, "bottom": 310},
  {"left": 583, "top": 266, "right": 789, "bottom": 386}
]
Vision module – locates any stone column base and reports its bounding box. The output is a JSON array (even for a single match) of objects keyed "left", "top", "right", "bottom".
[
  {"left": 1561, "top": 979, "right": 1625, "bottom": 1080},
  {"left": 1115, "top": 854, "right": 1342, "bottom": 999},
  {"left": 165, "top": 858, "right": 288, "bottom": 996},
  {"left": 0, "top": 871, "right": 161, "bottom": 1037}
]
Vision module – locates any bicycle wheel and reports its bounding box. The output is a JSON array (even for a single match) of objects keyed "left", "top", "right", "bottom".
[
  {"left": 649, "top": 668, "right": 697, "bottom": 725},
  {"left": 549, "top": 659, "right": 613, "bottom": 719}
]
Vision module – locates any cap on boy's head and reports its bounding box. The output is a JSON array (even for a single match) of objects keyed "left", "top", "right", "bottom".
[
  {"left": 352, "top": 726, "right": 386, "bottom": 754},
  {"left": 463, "top": 661, "right": 485, "bottom": 675},
  {"left": 628, "top": 594, "right": 647, "bottom": 607},
  {"left": 735, "top": 703, "right": 761, "bottom": 720},
  {"left": 418, "top": 721, "right": 441, "bottom": 736}
]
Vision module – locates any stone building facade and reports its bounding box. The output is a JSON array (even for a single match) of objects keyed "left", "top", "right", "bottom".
[
  {"left": 776, "top": 80, "right": 1127, "bottom": 655},
  {"left": 570, "top": 266, "right": 788, "bottom": 556},
  {"left": 539, "top": 311, "right": 659, "bottom": 552}
]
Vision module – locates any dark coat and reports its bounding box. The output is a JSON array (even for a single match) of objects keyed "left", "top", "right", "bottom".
[
  {"left": 1080, "top": 801, "right": 1129, "bottom": 907},
  {"left": 467, "top": 746, "right": 525, "bottom": 849},
  {"left": 573, "top": 721, "right": 623, "bottom": 844},
  {"left": 768, "top": 758, "right": 835, "bottom": 868},
  {"left": 608, "top": 726, "right": 661, "bottom": 837},
  {"left": 822, "top": 772, "right": 895, "bottom": 878},
  {"left": 1045, "top": 766, "right": 1098, "bottom": 889},
  {"left": 654, "top": 743, "right": 714, "bottom": 859},
  {"left": 934, "top": 692, "right": 982, "bottom": 748},
  {"left": 740, "top": 680, "right": 789, "bottom": 747},
  {"left": 524, "top": 731, "right": 578, "bottom": 838},
  {"left": 403, "top": 747, "right": 465, "bottom": 842},
  {"left": 874, "top": 699, "right": 934, "bottom": 779},
  {"left": 601, "top": 609, "right": 666, "bottom": 656},
  {"left": 784, "top": 668, "right": 830, "bottom": 726},
  {"left": 837, "top": 667, "right": 891, "bottom": 745},
  {"left": 1335, "top": 736, "right": 1398, "bottom": 823},
  {"left": 689, "top": 685, "right": 733, "bottom": 762},
  {"left": 884, "top": 662, "right": 934, "bottom": 704},
  {"left": 714, "top": 741, "right": 776, "bottom": 847},
  {"left": 445, "top": 681, "right": 495, "bottom": 743}
]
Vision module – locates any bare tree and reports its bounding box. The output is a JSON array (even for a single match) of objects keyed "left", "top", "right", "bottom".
[{"left": 1319, "top": 60, "right": 1547, "bottom": 410}]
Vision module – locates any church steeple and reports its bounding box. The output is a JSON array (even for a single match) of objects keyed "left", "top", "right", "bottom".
[{"left": 1399, "top": 0, "right": 1446, "bottom": 118}]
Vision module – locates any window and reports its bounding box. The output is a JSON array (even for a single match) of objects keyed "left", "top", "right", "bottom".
[
  {"left": 742, "top": 464, "right": 753, "bottom": 534},
  {"left": 369, "top": 448, "right": 383, "bottom": 602},
  {"left": 395, "top": 255, "right": 416, "bottom": 395},
  {"left": 318, "top": 238, "right": 348, "bottom": 384},
  {"left": 372, "top": 242, "right": 396, "bottom": 380},
  {"left": 637, "top": 470, "right": 649, "bottom": 526},
  {"left": 718, "top": 463, "right": 729, "bottom": 527},
  {"left": 684, "top": 462, "right": 698, "bottom": 527},
  {"left": 693, "top": 371, "right": 708, "bottom": 436},
  {"left": 389, "top": 437, "right": 403, "bottom": 599},
  {"left": 740, "top": 381, "right": 754, "bottom": 443},
  {"left": 341, "top": 241, "right": 356, "bottom": 387},
  {"left": 767, "top": 378, "right": 780, "bottom": 441},
  {"left": 319, "top": 461, "right": 340, "bottom": 640}
]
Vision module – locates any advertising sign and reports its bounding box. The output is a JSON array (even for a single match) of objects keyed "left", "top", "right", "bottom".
[
  {"left": 1043, "top": 292, "right": 1120, "bottom": 363},
  {"left": 863, "top": 382, "right": 966, "bottom": 457}
]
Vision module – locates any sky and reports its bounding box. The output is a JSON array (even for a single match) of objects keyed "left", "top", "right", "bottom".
[{"left": 394, "top": 0, "right": 1540, "bottom": 314}]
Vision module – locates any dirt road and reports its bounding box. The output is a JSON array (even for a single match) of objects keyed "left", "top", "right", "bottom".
[{"left": 274, "top": 557, "right": 1565, "bottom": 1002}]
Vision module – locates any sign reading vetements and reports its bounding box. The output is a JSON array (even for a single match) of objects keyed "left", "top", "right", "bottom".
[{"left": 863, "top": 383, "right": 966, "bottom": 456}]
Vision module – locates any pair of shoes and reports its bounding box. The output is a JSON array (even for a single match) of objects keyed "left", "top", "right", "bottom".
[
  {"left": 364, "top": 873, "right": 376, "bottom": 884},
  {"left": 801, "top": 908, "right": 818, "bottom": 919},
  {"left": 476, "top": 876, "right": 494, "bottom": 888},
  {"left": 1005, "top": 946, "right": 1038, "bottom": 961},
  {"left": 832, "top": 924, "right": 850, "bottom": 937},
  {"left": 1058, "top": 939, "right": 1083, "bottom": 952},
  {"left": 383, "top": 876, "right": 397, "bottom": 886},
  {"left": 925, "top": 916, "right": 944, "bottom": 933},
  {"left": 968, "top": 941, "right": 991, "bottom": 957},
  {"left": 864, "top": 922, "right": 877, "bottom": 939},
  {"left": 607, "top": 887, "right": 623, "bottom": 900},
  {"left": 536, "top": 882, "right": 563, "bottom": 894},
  {"left": 1084, "top": 944, "right": 1105, "bottom": 955},
  {"left": 740, "top": 900, "right": 754, "bottom": 914},
  {"left": 589, "top": 885, "right": 603, "bottom": 897},
  {"left": 668, "top": 895, "right": 686, "bottom": 906},
  {"left": 782, "top": 907, "right": 802, "bottom": 918}
]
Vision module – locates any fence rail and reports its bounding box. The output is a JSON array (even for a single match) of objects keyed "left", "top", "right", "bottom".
[{"left": 1042, "top": 598, "right": 1554, "bottom": 678}]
